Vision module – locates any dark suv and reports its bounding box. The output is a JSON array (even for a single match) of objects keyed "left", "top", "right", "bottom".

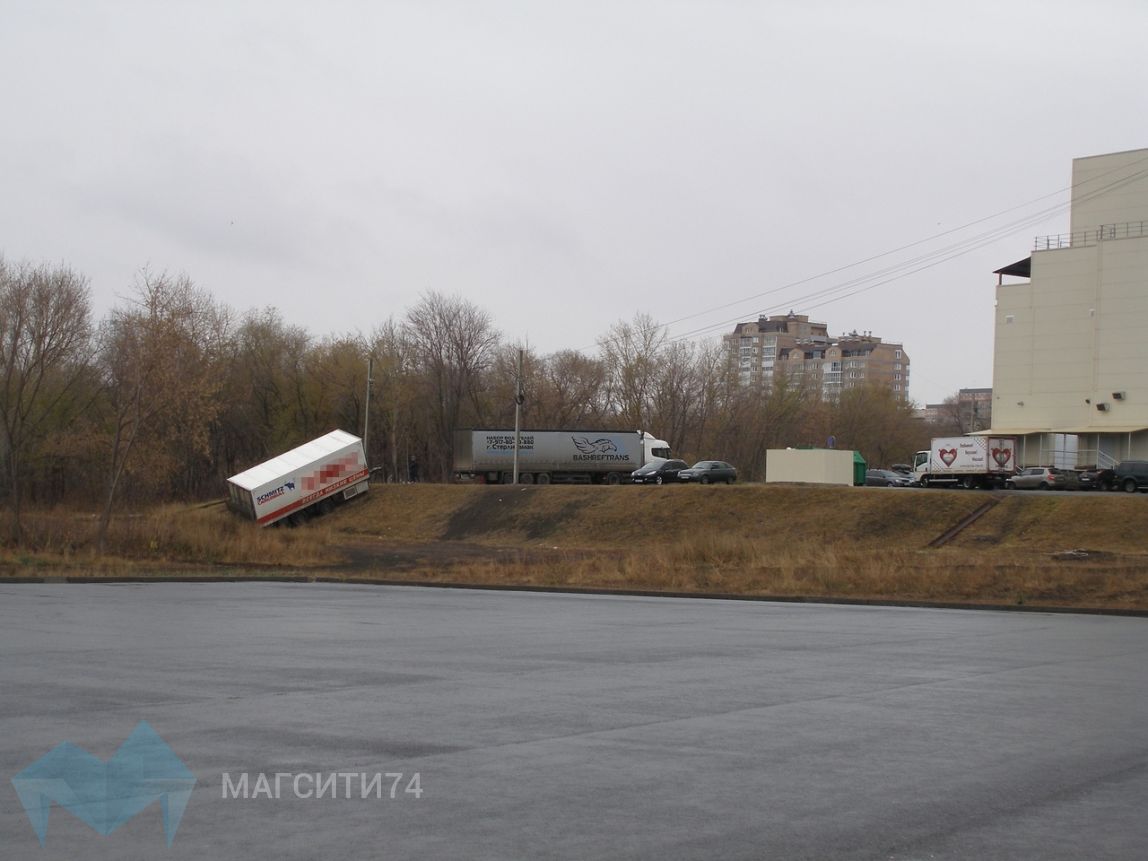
[{"left": 1112, "top": 460, "right": 1148, "bottom": 493}]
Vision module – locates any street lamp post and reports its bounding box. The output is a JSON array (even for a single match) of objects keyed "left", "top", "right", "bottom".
[{"left": 512, "top": 348, "right": 524, "bottom": 484}]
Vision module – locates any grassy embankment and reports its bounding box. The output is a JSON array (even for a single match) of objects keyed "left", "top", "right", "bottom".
[{"left": 3, "top": 484, "right": 1147, "bottom": 610}]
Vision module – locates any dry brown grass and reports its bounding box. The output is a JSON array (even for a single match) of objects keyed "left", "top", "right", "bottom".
[
  {"left": 953, "top": 493, "right": 1148, "bottom": 552},
  {"left": 0, "top": 503, "right": 339, "bottom": 573},
  {"left": 326, "top": 485, "right": 1148, "bottom": 609},
  {"left": 4, "top": 485, "right": 1148, "bottom": 610},
  {"left": 336, "top": 484, "right": 996, "bottom": 549},
  {"left": 337, "top": 536, "right": 1148, "bottom": 611}
]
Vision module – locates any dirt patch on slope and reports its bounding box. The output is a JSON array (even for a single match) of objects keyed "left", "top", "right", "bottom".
[{"left": 441, "top": 487, "right": 587, "bottom": 541}]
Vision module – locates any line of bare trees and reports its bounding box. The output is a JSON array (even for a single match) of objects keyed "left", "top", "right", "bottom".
[{"left": 1, "top": 256, "right": 946, "bottom": 544}]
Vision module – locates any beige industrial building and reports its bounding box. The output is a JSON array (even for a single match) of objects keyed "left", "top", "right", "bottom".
[
  {"left": 989, "top": 147, "right": 1148, "bottom": 467},
  {"left": 726, "top": 312, "right": 909, "bottom": 401}
]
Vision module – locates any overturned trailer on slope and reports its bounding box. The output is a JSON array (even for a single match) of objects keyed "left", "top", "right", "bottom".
[{"left": 226, "top": 430, "right": 369, "bottom": 526}]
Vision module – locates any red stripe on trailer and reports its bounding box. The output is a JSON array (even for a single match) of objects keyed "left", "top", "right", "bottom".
[{"left": 257, "top": 469, "right": 369, "bottom": 525}]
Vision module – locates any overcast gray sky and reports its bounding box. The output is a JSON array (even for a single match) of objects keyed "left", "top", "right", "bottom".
[{"left": 2, "top": 0, "right": 1145, "bottom": 404}]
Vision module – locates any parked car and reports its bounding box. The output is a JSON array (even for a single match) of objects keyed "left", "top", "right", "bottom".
[
  {"left": 865, "top": 468, "right": 914, "bottom": 487},
  {"left": 1005, "top": 466, "right": 1078, "bottom": 491},
  {"left": 631, "top": 459, "right": 689, "bottom": 485},
  {"left": 1077, "top": 467, "right": 1114, "bottom": 491},
  {"left": 1112, "top": 460, "right": 1148, "bottom": 493},
  {"left": 677, "top": 461, "right": 738, "bottom": 484}
]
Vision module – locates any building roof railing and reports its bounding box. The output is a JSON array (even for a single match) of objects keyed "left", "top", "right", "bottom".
[{"left": 1034, "top": 220, "right": 1147, "bottom": 250}]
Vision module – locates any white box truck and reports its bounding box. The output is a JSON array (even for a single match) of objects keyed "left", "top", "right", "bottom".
[
  {"left": 453, "top": 428, "right": 671, "bottom": 485},
  {"left": 912, "top": 435, "right": 1017, "bottom": 489},
  {"left": 227, "top": 429, "right": 369, "bottom": 526}
]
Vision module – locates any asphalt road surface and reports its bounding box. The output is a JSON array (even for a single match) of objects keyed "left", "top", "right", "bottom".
[{"left": 1, "top": 583, "right": 1146, "bottom": 860}]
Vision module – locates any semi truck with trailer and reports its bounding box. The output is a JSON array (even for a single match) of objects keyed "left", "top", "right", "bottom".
[
  {"left": 453, "top": 428, "right": 671, "bottom": 485},
  {"left": 912, "top": 435, "right": 1018, "bottom": 489},
  {"left": 227, "top": 429, "right": 369, "bottom": 526}
]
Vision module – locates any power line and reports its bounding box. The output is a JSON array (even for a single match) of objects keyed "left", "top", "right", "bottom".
[
  {"left": 559, "top": 152, "right": 1148, "bottom": 357},
  {"left": 664, "top": 161, "right": 1148, "bottom": 344}
]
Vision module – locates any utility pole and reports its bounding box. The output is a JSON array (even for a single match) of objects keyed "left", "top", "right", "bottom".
[
  {"left": 512, "top": 348, "right": 524, "bottom": 484},
  {"left": 363, "top": 356, "right": 374, "bottom": 469}
]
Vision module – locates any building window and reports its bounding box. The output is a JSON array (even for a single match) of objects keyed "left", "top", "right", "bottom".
[{"left": 894, "top": 350, "right": 901, "bottom": 358}]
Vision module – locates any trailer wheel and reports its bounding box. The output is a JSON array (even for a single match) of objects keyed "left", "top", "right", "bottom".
[
  {"left": 501, "top": 472, "right": 514, "bottom": 484},
  {"left": 605, "top": 472, "right": 621, "bottom": 486},
  {"left": 536, "top": 473, "right": 551, "bottom": 485},
  {"left": 961, "top": 476, "right": 975, "bottom": 490},
  {"left": 519, "top": 473, "right": 534, "bottom": 484}
]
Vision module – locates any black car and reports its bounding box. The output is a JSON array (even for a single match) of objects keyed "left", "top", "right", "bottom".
[
  {"left": 631, "top": 459, "right": 689, "bottom": 485},
  {"left": 1112, "top": 460, "right": 1148, "bottom": 493},
  {"left": 677, "top": 461, "right": 738, "bottom": 484},
  {"left": 1077, "top": 467, "right": 1114, "bottom": 491},
  {"left": 865, "top": 468, "right": 914, "bottom": 487}
]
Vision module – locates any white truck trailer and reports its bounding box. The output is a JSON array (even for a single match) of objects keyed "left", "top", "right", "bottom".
[
  {"left": 227, "top": 429, "right": 369, "bottom": 526},
  {"left": 912, "top": 435, "right": 1018, "bottom": 489},
  {"left": 453, "top": 428, "right": 671, "bottom": 485}
]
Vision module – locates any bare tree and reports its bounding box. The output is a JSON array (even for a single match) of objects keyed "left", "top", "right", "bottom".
[
  {"left": 826, "top": 384, "right": 927, "bottom": 467},
  {"left": 598, "top": 313, "right": 666, "bottom": 430},
  {"left": 681, "top": 339, "right": 726, "bottom": 458},
  {"left": 214, "top": 307, "right": 312, "bottom": 473},
  {"left": 303, "top": 335, "right": 371, "bottom": 437},
  {"left": 933, "top": 392, "right": 987, "bottom": 436},
  {"left": 366, "top": 318, "right": 418, "bottom": 483},
  {"left": 404, "top": 292, "right": 500, "bottom": 479},
  {"left": 0, "top": 258, "right": 93, "bottom": 542},
  {"left": 648, "top": 339, "right": 701, "bottom": 456},
  {"left": 534, "top": 349, "right": 609, "bottom": 428},
  {"left": 95, "top": 271, "right": 227, "bottom": 551}
]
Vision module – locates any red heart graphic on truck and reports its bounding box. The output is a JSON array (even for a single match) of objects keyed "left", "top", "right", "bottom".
[
  {"left": 991, "top": 447, "right": 1012, "bottom": 467},
  {"left": 938, "top": 448, "right": 958, "bottom": 466}
]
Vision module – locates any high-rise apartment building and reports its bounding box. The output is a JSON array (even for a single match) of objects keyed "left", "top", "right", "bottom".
[{"left": 725, "top": 312, "right": 910, "bottom": 400}]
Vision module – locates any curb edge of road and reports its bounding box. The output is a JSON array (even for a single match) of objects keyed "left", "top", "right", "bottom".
[{"left": 4, "top": 574, "right": 1147, "bottom": 618}]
